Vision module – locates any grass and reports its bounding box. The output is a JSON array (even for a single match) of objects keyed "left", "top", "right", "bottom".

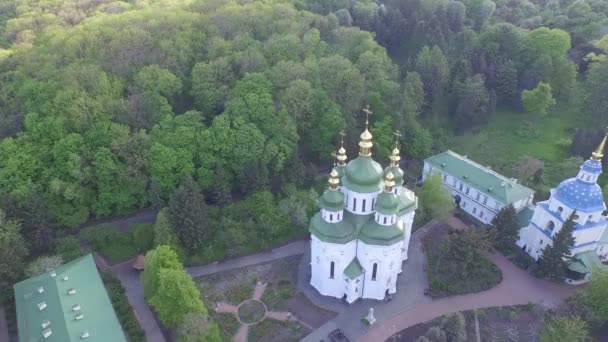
[
  {"left": 211, "top": 311, "right": 240, "bottom": 341},
  {"left": 248, "top": 318, "right": 309, "bottom": 342},
  {"left": 261, "top": 279, "right": 295, "bottom": 311},
  {"left": 100, "top": 272, "right": 145, "bottom": 342},
  {"left": 80, "top": 224, "right": 139, "bottom": 263},
  {"left": 237, "top": 300, "right": 266, "bottom": 324}
]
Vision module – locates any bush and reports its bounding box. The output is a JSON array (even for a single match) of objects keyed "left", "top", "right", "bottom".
[
  {"left": 55, "top": 236, "right": 86, "bottom": 261},
  {"left": 132, "top": 223, "right": 155, "bottom": 252},
  {"left": 81, "top": 224, "right": 138, "bottom": 263},
  {"left": 100, "top": 272, "right": 145, "bottom": 342}
]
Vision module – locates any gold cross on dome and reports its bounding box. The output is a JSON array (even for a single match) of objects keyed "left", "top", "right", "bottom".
[
  {"left": 393, "top": 130, "right": 402, "bottom": 148},
  {"left": 362, "top": 105, "right": 373, "bottom": 129},
  {"left": 331, "top": 151, "right": 337, "bottom": 167},
  {"left": 339, "top": 130, "right": 346, "bottom": 145}
]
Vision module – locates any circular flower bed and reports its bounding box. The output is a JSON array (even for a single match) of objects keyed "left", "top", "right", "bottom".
[{"left": 237, "top": 300, "right": 266, "bottom": 324}]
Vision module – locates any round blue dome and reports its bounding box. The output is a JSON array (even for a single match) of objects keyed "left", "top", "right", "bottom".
[
  {"left": 581, "top": 159, "right": 602, "bottom": 174},
  {"left": 555, "top": 178, "right": 605, "bottom": 212}
]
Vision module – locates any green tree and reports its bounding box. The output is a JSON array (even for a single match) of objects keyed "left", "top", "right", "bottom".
[
  {"left": 176, "top": 313, "right": 222, "bottom": 342},
  {"left": 168, "top": 178, "right": 209, "bottom": 253},
  {"left": 586, "top": 59, "right": 608, "bottom": 122},
  {"left": 440, "top": 226, "right": 495, "bottom": 280},
  {"left": 539, "top": 315, "right": 589, "bottom": 342},
  {"left": 146, "top": 142, "right": 194, "bottom": 194},
  {"left": 0, "top": 209, "right": 28, "bottom": 288},
  {"left": 581, "top": 265, "right": 608, "bottom": 321},
  {"left": 491, "top": 204, "right": 519, "bottom": 253},
  {"left": 153, "top": 208, "right": 184, "bottom": 256},
  {"left": 522, "top": 82, "right": 556, "bottom": 116},
  {"left": 415, "top": 46, "right": 450, "bottom": 105},
  {"left": 134, "top": 65, "right": 182, "bottom": 99},
  {"left": 423, "top": 326, "right": 446, "bottom": 342},
  {"left": 150, "top": 268, "right": 205, "bottom": 327},
  {"left": 537, "top": 211, "right": 576, "bottom": 281},
  {"left": 441, "top": 312, "right": 467, "bottom": 342},
  {"left": 452, "top": 75, "right": 491, "bottom": 131},
  {"left": 141, "top": 245, "right": 182, "bottom": 299},
  {"left": 54, "top": 236, "right": 85, "bottom": 262},
  {"left": 25, "top": 255, "right": 63, "bottom": 277},
  {"left": 401, "top": 71, "right": 425, "bottom": 126},
  {"left": 495, "top": 60, "right": 518, "bottom": 106},
  {"left": 416, "top": 174, "right": 454, "bottom": 225}
]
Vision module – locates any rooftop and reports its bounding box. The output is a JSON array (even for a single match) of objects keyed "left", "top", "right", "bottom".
[
  {"left": 425, "top": 150, "right": 534, "bottom": 204},
  {"left": 14, "top": 254, "right": 126, "bottom": 342}
]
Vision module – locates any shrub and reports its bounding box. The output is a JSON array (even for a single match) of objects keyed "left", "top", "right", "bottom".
[
  {"left": 55, "top": 236, "right": 86, "bottom": 261},
  {"left": 132, "top": 223, "right": 154, "bottom": 252},
  {"left": 100, "top": 272, "right": 145, "bottom": 342}
]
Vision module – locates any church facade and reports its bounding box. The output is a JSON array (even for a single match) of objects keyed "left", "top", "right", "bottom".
[
  {"left": 309, "top": 120, "right": 417, "bottom": 303},
  {"left": 518, "top": 135, "right": 608, "bottom": 283}
]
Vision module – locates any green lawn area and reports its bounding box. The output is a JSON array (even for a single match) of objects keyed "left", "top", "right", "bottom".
[
  {"left": 80, "top": 223, "right": 154, "bottom": 264},
  {"left": 430, "top": 109, "right": 580, "bottom": 178}
]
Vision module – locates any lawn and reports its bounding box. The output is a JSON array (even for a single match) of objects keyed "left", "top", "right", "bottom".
[
  {"left": 248, "top": 319, "right": 309, "bottom": 342},
  {"left": 430, "top": 109, "right": 580, "bottom": 178},
  {"left": 80, "top": 222, "right": 154, "bottom": 264}
]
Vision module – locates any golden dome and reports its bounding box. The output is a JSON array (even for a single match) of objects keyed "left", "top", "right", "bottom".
[
  {"left": 384, "top": 171, "right": 395, "bottom": 192},
  {"left": 360, "top": 129, "right": 373, "bottom": 141},
  {"left": 328, "top": 168, "right": 340, "bottom": 190}
]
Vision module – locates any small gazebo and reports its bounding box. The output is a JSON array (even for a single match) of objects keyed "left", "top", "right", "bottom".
[{"left": 132, "top": 254, "right": 145, "bottom": 271}]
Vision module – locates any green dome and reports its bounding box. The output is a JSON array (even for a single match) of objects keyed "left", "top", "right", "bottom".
[
  {"left": 384, "top": 166, "right": 404, "bottom": 185},
  {"left": 335, "top": 165, "right": 346, "bottom": 178},
  {"left": 320, "top": 190, "right": 344, "bottom": 212},
  {"left": 375, "top": 191, "right": 399, "bottom": 215},
  {"left": 343, "top": 156, "right": 383, "bottom": 193}
]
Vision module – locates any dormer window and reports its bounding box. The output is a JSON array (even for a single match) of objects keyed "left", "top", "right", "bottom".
[
  {"left": 75, "top": 313, "right": 84, "bottom": 321},
  {"left": 43, "top": 328, "right": 52, "bottom": 339},
  {"left": 41, "top": 320, "right": 50, "bottom": 329},
  {"left": 37, "top": 286, "right": 44, "bottom": 294},
  {"left": 80, "top": 330, "right": 90, "bottom": 339},
  {"left": 38, "top": 301, "right": 47, "bottom": 311},
  {"left": 62, "top": 276, "right": 68, "bottom": 281},
  {"left": 49, "top": 269, "right": 56, "bottom": 277},
  {"left": 72, "top": 304, "right": 81, "bottom": 312},
  {"left": 68, "top": 288, "right": 76, "bottom": 295}
]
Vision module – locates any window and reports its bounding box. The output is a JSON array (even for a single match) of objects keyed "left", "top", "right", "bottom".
[
  {"left": 452, "top": 178, "right": 457, "bottom": 186},
  {"left": 466, "top": 187, "right": 470, "bottom": 195},
  {"left": 372, "top": 198, "right": 375, "bottom": 210},
  {"left": 353, "top": 198, "right": 357, "bottom": 211},
  {"left": 473, "top": 207, "right": 477, "bottom": 214},
  {"left": 330, "top": 262, "right": 335, "bottom": 279},
  {"left": 459, "top": 183, "right": 463, "bottom": 191},
  {"left": 330, "top": 214, "right": 333, "bottom": 221},
  {"left": 442, "top": 174, "right": 447, "bottom": 182},
  {"left": 495, "top": 202, "right": 500, "bottom": 210},
  {"left": 372, "top": 263, "right": 378, "bottom": 281},
  {"left": 558, "top": 206, "right": 563, "bottom": 213},
  {"left": 539, "top": 240, "right": 543, "bottom": 245},
  {"left": 476, "top": 193, "right": 481, "bottom": 201},
  {"left": 483, "top": 196, "right": 488, "bottom": 205},
  {"left": 362, "top": 199, "right": 366, "bottom": 212},
  {"left": 383, "top": 217, "right": 387, "bottom": 224},
  {"left": 480, "top": 211, "right": 484, "bottom": 218},
  {"left": 546, "top": 221, "right": 555, "bottom": 231},
  {"left": 462, "top": 202, "right": 467, "bottom": 208}
]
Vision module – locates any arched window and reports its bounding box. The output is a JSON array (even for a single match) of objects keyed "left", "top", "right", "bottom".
[
  {"left": 383, "top": 217, "right": 387, "bottom": 224},
  {"left": 372, "top": 198, "right": 375, "bottom": 210},
  {"left": 558, "top": 207, "right": 563, "bottom": 213},
  {"left": 546, "top": 221, "right": 555, "bottom": 231},
  {"left": 372, "top": 263, "right": 378, "bottom": 281},
  {"left": 330, "top": 262, "right": 335, "bottom": 279},
  {"left": 353, "top": 198, "right": 357, "bottom": 211},
  {"left": 330, "top": 214, "right": 333, "bottom": 221},
  {"left": 362, "top": 199, "right": 366, "bottom": 212}
]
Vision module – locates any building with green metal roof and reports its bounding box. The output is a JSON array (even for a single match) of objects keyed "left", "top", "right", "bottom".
[
  {"left": 14, "top": 254, "right": 126, "bottom": 342},
  {"left": 309, "top": 113, "right": 418, "bottom": 303},
  {"left": 423, "top": 150, "right": 535, "bottom": 225}
]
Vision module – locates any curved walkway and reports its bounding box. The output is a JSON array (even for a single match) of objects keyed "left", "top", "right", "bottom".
[{"left": 361, "top": 251, "right": 579, "bottom": 341}]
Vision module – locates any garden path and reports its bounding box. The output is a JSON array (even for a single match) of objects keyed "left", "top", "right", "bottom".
[
  {"left": 360, "top": 251, "right": 579, "bottom": 341},
  {"left": 252, "top": 282, "right": 267, "bottom": 300}
]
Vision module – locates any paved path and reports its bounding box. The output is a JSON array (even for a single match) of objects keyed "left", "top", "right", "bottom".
[
  {"left": 0, "top": 306, "right": 9, "bottom": 342},
  {"left": 361, "top": 251, "right": 579, "bottom": 341},
  {"left": 186, "top": 240, "right": 308, "bottom": 278},
  {"left": 111, "top": 260, "right": 167, "bottom": 342},
  {"left": 252, "top": 282, "right": 267, "bottom": 301}
]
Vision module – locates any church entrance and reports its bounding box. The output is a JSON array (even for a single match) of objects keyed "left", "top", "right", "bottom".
[{"left": 454, "top": 195, "right": 461, "bottom": 208}]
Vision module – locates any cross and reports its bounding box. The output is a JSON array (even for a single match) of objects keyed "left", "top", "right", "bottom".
[
  {"left": 362, "top": 105, "right": 373, "bottom": 129},
  {"left": 339, "top": 130, "right": 346, "bottom": 146},
  {"left": 393, "top": 130, "right": 402, "bottom": 149},
  {"left": 331, "top": 151, "right": 337, "bottom": 167}
]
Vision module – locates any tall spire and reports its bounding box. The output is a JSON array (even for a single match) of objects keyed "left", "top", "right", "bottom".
[
  {"left": 359, "top": 105, "right": 373, "bottom": 156},
  {"left": 384, "top": 171, "right": 395, "bottom": 192},
  {"left": 592, "top": 130, "right": 608, "bottom": 161},
  {"left": 337, "top": 130, "right": 347, "bottom": 166},
  {"left": 328, "top": 168, "right": 340, "bottom": 190},
  {"left": 390, "top": 131, "right": 402, "bottom": 167}
]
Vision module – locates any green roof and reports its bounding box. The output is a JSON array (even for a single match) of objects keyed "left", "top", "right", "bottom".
[
  {"left": 343, "top": 257, "right": 364, "bottom": 280},
  {"left": 376, "top": 191, "right": 399, "bottom": 215},
  {"left": 309, "top": 210, "right": 405, "bottom": 246},
  {"left": 343, "top": 156, "right": 383, "bottom": 193},
  {"left": 568, "top": 250, "right": 603, "bottom": 274},
  {"left": 397, "top": 191, "right": 417, "bottom": 216},
  {"left": 384, "top": 166, "right": 404, "bottom": 184},
  {"left": 320, "top": 190, "right": 344, "bottom": 212},
  {"left": 425, "top": 150, "right": 534, "bottom": 204},
  {"left": 517, "top": 206, "right": 535, "bottom": 228},
  {"left": 14, "top": 254, "right": 126, "bottom": 342}
]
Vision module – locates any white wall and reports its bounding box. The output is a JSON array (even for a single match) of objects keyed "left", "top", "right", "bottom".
[
  {"left": 310, "top": 237, "right": 357, "bottom": 299},
  {"left": 356, "top": 240, "right": 403, "bottom": 300}
]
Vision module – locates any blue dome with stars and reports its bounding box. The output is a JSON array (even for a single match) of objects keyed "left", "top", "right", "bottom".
[
  {"left": 555, "top": 178, "right": 606, "bottom": 212},
  {"left": 581, "top": 159, "right": 602, "bottom": 174}
]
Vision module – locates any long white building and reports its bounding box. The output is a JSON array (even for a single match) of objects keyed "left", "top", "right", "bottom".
[
  {"left": 518, "top": 135, "right": 608, "bottom": 283},
  {"left": 423, "top": 150, "right": 535, "bottom": 225},
  {"left": 309, "top": 121, "right": 417, "bottom": 303}
]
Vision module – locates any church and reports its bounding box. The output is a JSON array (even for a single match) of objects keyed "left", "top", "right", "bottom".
[
  {"left": 308, "top": 113, "right": 418, "bottom": 303},
  {"left": 517, "top": 134, "right": 608, "bottom": 284}
]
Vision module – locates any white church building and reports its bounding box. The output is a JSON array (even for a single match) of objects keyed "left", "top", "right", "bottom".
[
  {"left": 309, "top": 121, "right": 417, "bottom": 303},
  {"left": 518, "top": 135, "right": 608, "bottom": 283},
  {"left": 423, "top": 150, "right": 535, "bottom": 225}
]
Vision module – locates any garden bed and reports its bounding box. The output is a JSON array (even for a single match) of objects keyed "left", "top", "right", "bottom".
[
  {"left": 248, "top": 318, "right": 309, "bottom": 342},
  {"left": 100, "top": 272, "right": 145, "bottom": 342}
]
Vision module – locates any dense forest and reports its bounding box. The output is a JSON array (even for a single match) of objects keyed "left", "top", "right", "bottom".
[{"left": 2, "top": 0, "right": 608, "bottom": 284}]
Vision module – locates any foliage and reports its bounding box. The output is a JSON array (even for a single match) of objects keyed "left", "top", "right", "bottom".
[
  {"left": 54, "top": 235, "right": 85, "bottom": 262},
  {"left": 440, "top": 226, "right": 495, "bottom": 280},
  {"left": 132, "top": 223, "right": 155, "bottom": 252},
  {"left": 416, "top": 174, "right": 454, "bottom": 225},
  {"left": 101, "top": 272, "right": 145, "bottom": 342},
  {"left": 491, "top": 204, "right": 519, "bottom": 253},
  {"left": 176, "top": 313, "right": 221, "bottom": 342},
  {"left": 452, "top": 74, "right": 492, "bottom": 131},
  {"left": 522, "top": 82, "right": 555, "bottom": 116},
  {"left": 0, "top": 208, "right": 28, "bottom": 288},
  {"left": 153, "top": 208, "right": 183, "bottom": 256},
  {"left": 536, "top": 211, "right": 576, "bottom": 281},
  {"left": 141, "top": 245, "right": 182, "bottom": 299},
  {"left": 25, "top": 255, "right": 63, "bottom": 277},
  {"left": 513, "top": 155, "right": 543, "bottom": 183},
  {"left": 440, "top": 312, "right": 467, "bottom": 342},
  {"left": 539, "top": 315, "right": 589, "bottom": 342},
  {"left": 581, "top": 265, "right": 608, "bottom": 321},
  {"left": 150, "top": 267, "right": 206, "bottom": 327},
  {"left": 81, "top": 224, "right": 138, "bottom": 263},
  {"left": 168, "top": 178, "right": 209, "bottom": 253}
]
